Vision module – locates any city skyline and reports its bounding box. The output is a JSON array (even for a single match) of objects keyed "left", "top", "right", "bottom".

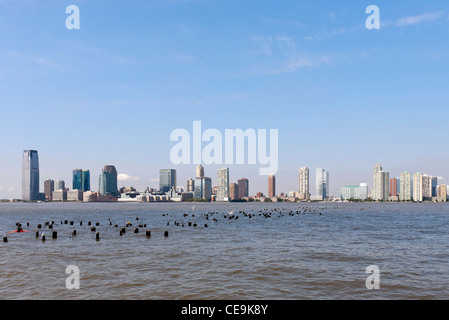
[{"left": 1, "top": 1, "right": 449, "bottom": 198}]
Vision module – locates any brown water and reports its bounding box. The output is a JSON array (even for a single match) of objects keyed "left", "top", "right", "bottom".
[{"left": 1, "top": 202, "right": 448, "bottom": 300}]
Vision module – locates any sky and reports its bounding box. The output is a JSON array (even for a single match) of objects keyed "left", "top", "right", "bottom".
[{"left": 1, "top": 0, "right": 449, "bottom": 199}]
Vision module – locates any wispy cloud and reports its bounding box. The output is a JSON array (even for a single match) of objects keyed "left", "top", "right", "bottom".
[
  {"left": 396, "top": 12, "right": 444, "bottom": 26},
  {"left": 118, "top": 174, "right": 141, "bottom": 182}
]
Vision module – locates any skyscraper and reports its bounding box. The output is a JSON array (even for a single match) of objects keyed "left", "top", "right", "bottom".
[
  {"left": 22, "top": 150, "right": 40, "bottom": 201},
  {"left": 217, "top": 168, "right": 229, "bottom": 201},
  {"left": 82, "top": 170, "right": 90, "bottom": 192},
  {"left": 399, "top": 171, "right": 412, "bottom": 201},
  {"left": 372, "top": 163, "right": 382, "bottom": 201},
  {"left": 298, "top": 167, "right": 310, "bottom": 200},
  {"left": 99, "top": 165, "right": 119, "bottom": 196},
  {"left": 186, "top": 178, "right": 195, "bottom": 193},
  {"left": 196, "top": 164, "right": 204, "bottom": 178},
  {"left": 237, "top": 178, "right": 249, "bottom": 199},
  {"left": 194, "top": 177, "right": 212, "bottom": 200},
  {"left": 390, "top": 178, "right": 398, "bottom": 196},
  {"left": 44, "top": 179, "right": 54, "bottom": 201},
  {"left": 268, "top": 174, "right": 276, "bottom": 198},
  {"left": 413, "top": 173, "right": 423, "bottom": 202},
  {"left": 159, "top": 169, "right": 177, "bottom": 193},
  {"left": 372, "top": 164, "right": 389, "bottom": 201},
  {"left": 230, "top": 183, "right": 239, "bottom": 201},
  {"left": 54, "top": 179, "right": 65, "bottom": 191},
  {"left": 316, "top": 168, "right": 329, "bottom": 200}
]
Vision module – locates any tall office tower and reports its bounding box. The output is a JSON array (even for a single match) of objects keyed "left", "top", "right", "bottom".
[
  {"left": 431, "top": 177, "right": 438, "bottom": 197},
  {"left": 238, "top": 178, "right": 249, "bottom": 199},
  {"left": 268, "top": 174, "right": 276, "bottom": 198},
  {"left": 217, "top": 168, "right": 230, "bottom": 201},
  {"left": 413, "top": 173, "right": 423, "bottom": 202},
  {"left": 230, "top": 183, "right": 239, "bottom": 201},
  {"left": 73, "top": 169, "right": 90, "bottom": 191},
  {"left": 380, "top": 172, "right": 390, "bottom": 200},
  {"left": 437, "top": 185, "right": 447, "bottom": 199},
  {"left": 99, "top": 165, "right": 119, "bottom": 196},
  {"left": 22, "top": 150, "right": 40, "bottom": 201},
  {"left": 390, "top": 178, "right": 398, "bottom": 196},
  {"left": 316, "top": 168, "right": 329, "bottom": 200},
  {"left": 399, "top": 171, "right": 412, "bottom": 201},
  {"left": 372, "top": 163, "right": 382, "bottom": 201},
  {"left": 196, "top": 164, "right": 205, "bottom": 178},
  {"left": 298, "top": 167, "right": 310, "bottom": 200},
  {"left": 44, "top": 179, "right": 54, "bottom": 201},
  {"left": 54, "top": 179, "right": 65, "bottom": 191},
  {"left": 159, "top": 169, "right": 177, "bottom": 193},
  {"left": 194, "top": 177, "right": 212, "bottom": 200},
  {"left": 186, "top": 178, "right": 195, "bottom": 192},
  {"left": 82, "top": 170, "right": 90, "bottom": 191}
]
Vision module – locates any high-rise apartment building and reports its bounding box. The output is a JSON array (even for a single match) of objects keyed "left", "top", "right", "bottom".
[
  {"left": 268, "top": 174, "right": 276, "bottom": 198},
  {"left": 372, "top": 164, "right": 389, "bottom": 201},
  {"left": 413, "top": 173, "right": 423, "bottom": 202},
  {"left": 237, "top": 178, "right": 249, "bottom": 199},
  {"left": 422, "top": 175, "right": 433, "bottom": 199},
  {"left": 298, "top": 167, "right": 310, "bottom": 200},
  {"left": 399, "top": 171, "right": 412, "bottom": 201},
  {"left": 22, "top": 150, "right": 40, "bottom": 201},
  {"left": 437, "top": 185, "right": 447, "bottom": 199},
  {"left": 316, "top": 168, "right": 329, "bottom": 200},
  {"left": 159, "top": 169, "right": 177, "bottom": 193},
  {"left": 390, "top": 178, "right": 398, "bottom": 196},
  {"left": 217, "top": 168, "right": 229, "bottom": 201},
  {"left": 230, "top": 183, "right": 239, "bottom": 201},
  {"left": 99, "top": 165, "right": 119, "bottom": 196}
]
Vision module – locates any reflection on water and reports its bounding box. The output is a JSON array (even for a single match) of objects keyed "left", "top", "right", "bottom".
[{"left": 1, "top": 202, "right": 448, "bottom": 300}]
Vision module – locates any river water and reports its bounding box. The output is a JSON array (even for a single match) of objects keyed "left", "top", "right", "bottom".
[{"left": 0, "top": 202, "right": 448, "bottom": 300}]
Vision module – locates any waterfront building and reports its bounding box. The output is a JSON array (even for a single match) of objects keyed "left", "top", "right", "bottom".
[
  {"left": 268, "top": 174, "right": 276, "bottom": 198},
  {"left": 413, "top": 173, "right": 423, "bottom": 202},
  {"left": 422, "top": 175, "right": 433, "bottom": 200},
  {"left": 22, "top": 150, "right": 42, "bottom": 201},
  {"left": 44, "top": 179, "right": 54, "bottom": 201},
  {"left": 340, "top": 183, "right": 368, "bottom": 201},
  {"left": 390, "top": 178, "right": 398, "bottom": 197},
  {"left": 52, "top": 190, "right": 67, "bottom": 202},
  {"left": 54, "top": 179, "right": 66, "bottom": 191},
  {"left": 399, "top": 171, "right": 412, "bottom": 201},
  {"left": 72, "top": 169, "right": 90, "bottom": 192},
  {"left": 83, "top": 191, "right": 98, "bottom": 202},
  {"left": 186, "top": 178, "right": 195, "bottom": 193},
  {"left": 196, "top": 164, "right": 204, "bottom": 178},
  {"left": 217, "top": 168, "right": 230, "bottom": 201},
  {"left": 67, "top": 190, "right": 83, "bottom": 201},
  {"left": 194, "top": 177, "right": 212, "bottom": 200},
  {"left": 438, "top": 185, "right": 447, "bottom": 199},
  {"left": 99, "top": 165, "right": 119, "bottom": 197},
  {"left": 159, "top": 169, "right": 177, "bottom": 193},
  {"left": 372, "top": 164, "right": 389, "bottom": 201},
  {"left": 298, "top": 167, "right": 310, "bottom": 200},
  {"left": 316, "top": 168, "right": 329, "bottom": 200},
  {"left": 230, "top": 183, "right": 239, "bottom": 201},
  {"left": 238, "top": 178, "right": 249, "bottom": 199}
]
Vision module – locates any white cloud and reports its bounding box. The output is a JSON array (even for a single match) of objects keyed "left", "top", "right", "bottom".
[
  {"left": 117, "top": 174, "right": 141, "bottom": 182},
  {"left": 396, "top": 12, "right": 444, "bottom": 26}
]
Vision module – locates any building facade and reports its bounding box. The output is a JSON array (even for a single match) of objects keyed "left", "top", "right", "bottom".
[
  {"left": 217, "top": 168, "right": 229, "bottom": 201},
  {"left": 22, "top": 150, "right": 41, "bottom": 201},
  {"left": 238, "top": 178, "right": 249, "bottom": 199},
  {"left": 413, "top": 173, "right": 423, "bottom": 202},
  {"left": 316, "top": 168, "right": 329, "bottom": 200},
  {"left": 44, "top": 179, "right": 54, "bottom": 201},
  {"left": 298, "top": 167, "right": 310, "bottom": 200},
  {"left": 99, "top": 165, "right": 119, "bottom": 197},
  {"left": 159, "top": 169, "right": 177, "bottom": 193},
  {"left": 194, "top": 177, "right": 212, "bottom": 201},
  {"left": 268, "top": 174, "right": 276, "bottom": 198},
  {"left": 399, "top": 171, "right": 412, "bottom": 201}
]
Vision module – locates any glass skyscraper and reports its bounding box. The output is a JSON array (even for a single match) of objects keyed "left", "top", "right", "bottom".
[
  {"left": 194, "top": 177, "right": 212, "bottom": 200},
  {"left": 22, "top": 150, "right": 40, "bottom": 201},
  {"left": 99, "top": 165, "right": 119, "bottom": 196},
  {"left": 217, "top": 168, "right": 230, "bottom": 201},
  {"left": 159, "top": 169, "right": 177, "bottom": 193},
  {"left": 316, "top": 168, "right": 329, "bottom": 200},
  {"left": 73, "top": 169, "right": 90, "bottom": 191}
]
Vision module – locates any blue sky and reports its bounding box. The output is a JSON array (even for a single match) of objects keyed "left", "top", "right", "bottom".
[{"left": 1, "top": 0, "right": 449, "bottom": 198}]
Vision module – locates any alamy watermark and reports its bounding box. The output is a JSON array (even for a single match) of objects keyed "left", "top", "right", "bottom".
[
  {"left": 170, "top": 121, "right": 278, "bottom": 175},
  {"left": 66, "top": 5, "right": 80, "bottom": 30},
  {"left": 366, "top": 265, "right": 380, "bottom": 290},
  {"left": 66, "top": 265, "right": 80, "bottom": 290}
]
